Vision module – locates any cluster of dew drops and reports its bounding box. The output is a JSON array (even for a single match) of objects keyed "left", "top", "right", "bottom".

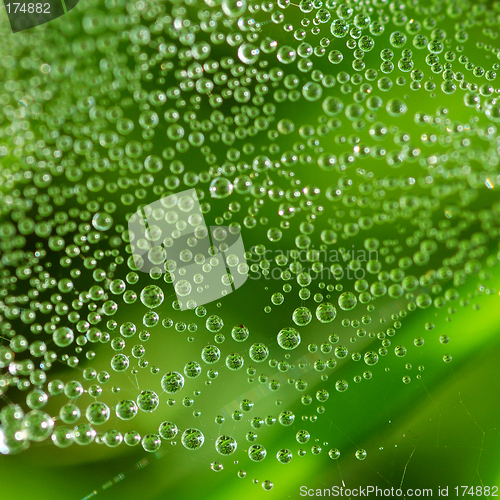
[{"left": 0, "top": 0, "right": 500, "bottom": 491}]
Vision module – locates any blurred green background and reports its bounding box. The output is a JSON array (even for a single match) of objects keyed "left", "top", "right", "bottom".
[
  {"left": 1, "top": 0, "right": 500, "bottom": 498},
  {"left": 1, "top": 266, "right": 499, "bottom": 500}
]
